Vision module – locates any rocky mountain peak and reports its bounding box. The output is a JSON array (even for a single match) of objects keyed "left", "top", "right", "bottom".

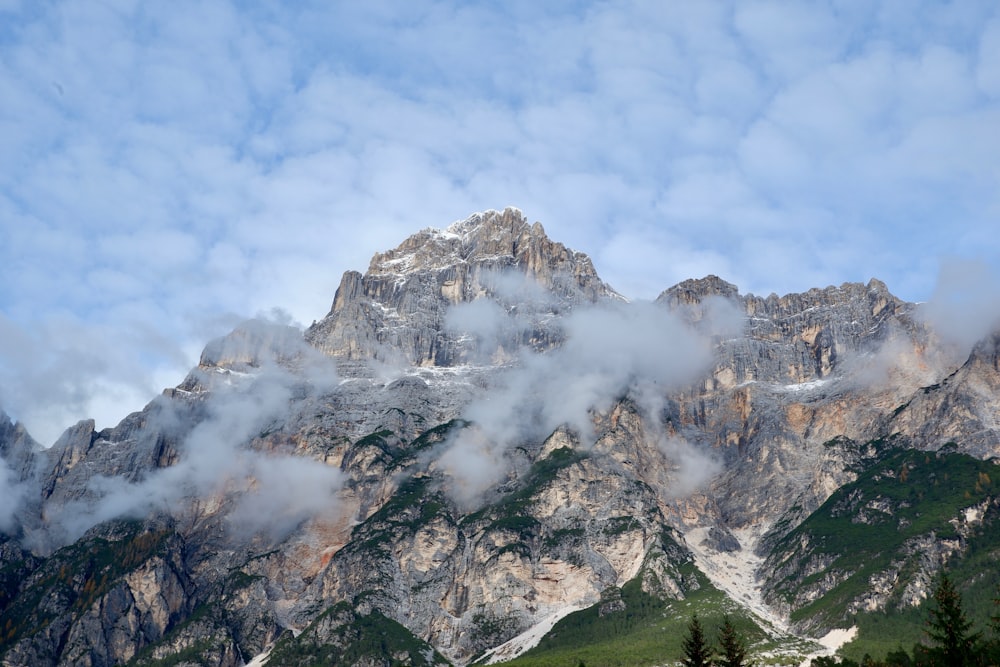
[
  {"left": 305, "top": 208, "right": 620, "bottom": 367},
  {"left": 367, "top": 207, "right": 536, "bottom": 276},
  {"left": 657, "top": 275, "right": 741, "bottom": 308},
  {"left": 198, "top": 319, "right": 304, "bottom": 372},
  {"left": 363, "top": 207, "right": 610, "bottom": 298},
  {"left": 6, "top": 209, "right": 1000, "bottom": 667}
]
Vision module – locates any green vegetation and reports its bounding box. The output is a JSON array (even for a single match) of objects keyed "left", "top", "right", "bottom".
[
  {"left": 543, "top": 527, "right": 585, "bottom": 549},
  {"left": 382, "top": 418, "right": 470, "bottom": 470},
  {"left": 128, "top": 637, "right": 225, "bottom": 667},
  {"left": 463, "top": 446, "right": 586, "bottom": 535},
  {"left": 0, "top": 548, "right": 38, "bottom": 619},
  {"left": 266, "top": 601, "right": 450, "bottom": 666},
  {"left": 923, "top": 571, "right": 980, "bottom": 666},
  {"left": 717, "top": 615, "right": 750, "bottom": 667},
  {"left": 354, "top": 429, "right": 395, "bottom": 450},
  {"left": 408, "top": 419, "right": 469, "bottom": 453},
  {"left": 755, "top": 441, "right": 1000, "bottom": 664},
  {"left": 343, "top": 473, "right": 452, "bottom": 556},
  {"left": 602, "top": 516, "right": 642, "bottom": 536},
  {"left": 813, "top": 572, "right": 1000, "bottom": 666},
  {"left": 351, "top": 429, "right": 399, "bottom": 467},
  {"left": 496, "top": 561, "right": 787, "bottom": 667},
  {"left": 839, "top": 530, "right": 1000, "bottom": 664},
  {"left": 680, "top": 613, "right": 712, "bottom": 667},
  {"left": 769, "top": 448, "right": 998, "bottom": 629},
  {"left": 0, "top": 521, "right": 171, "bottom": 652}
]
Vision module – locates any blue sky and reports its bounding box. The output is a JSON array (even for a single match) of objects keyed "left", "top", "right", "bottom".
[{"left": 1, "top": 0, "right": 999, "bottom": 444}]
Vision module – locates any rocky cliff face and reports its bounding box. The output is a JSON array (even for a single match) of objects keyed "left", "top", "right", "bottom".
[
  {"left": 2, "top": 210, "right": 999, "bottom": 666},
  {"left": 660, "top": 276, "right": 917, "bottom": 386},
  {"left": 888, "top": 332, "right": 1000, "bottom": 458},
  {"left": 304, "top": 207, "right": 621, "bottom": 366}
]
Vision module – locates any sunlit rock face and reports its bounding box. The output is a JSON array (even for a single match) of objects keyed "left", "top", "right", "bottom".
[
  {"left": 3, "top": 209, "right": 1000, "bottom": 666},
  {"left": 304, "top": 207, "right": 622, "bottom": 366},
  {"left": 889, "top": 332, "right": 1000, "bottom": 459}
]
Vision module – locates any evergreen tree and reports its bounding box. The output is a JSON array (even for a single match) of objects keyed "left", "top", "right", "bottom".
[
  {"left": 985, "top": 585, "right": 1000, "bottom": 666},
  {"left": 681, "top": 613, "right": 714, "bottom": 667},
  {"left": 924, "top": 571, "right": 980, "bottom": 667},
  {"left": 717, "top": 615, "right": 748, "bottom": 667},
  {"left": 884, "top": 645, "right": 912, "bottom": 667}
]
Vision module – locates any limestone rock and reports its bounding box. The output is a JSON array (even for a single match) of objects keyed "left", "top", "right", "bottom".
[
  {"left": 305, "top": 208, "right": 621, "bottom": 366},
  {"left": 6, "top": 210, "right": 1000, "bottom": 665}
]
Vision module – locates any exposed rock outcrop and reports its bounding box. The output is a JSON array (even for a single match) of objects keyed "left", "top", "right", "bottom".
[{"left": 305, "top": 207, "right": 621, "bottom": 366}]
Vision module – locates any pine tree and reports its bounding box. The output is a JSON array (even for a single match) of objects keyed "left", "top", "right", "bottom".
[
  {"left": 717, "top": 615, "right": 748, "bottom": 667},
  {"left": 924, "top": 571, "right": 980, "bottom": 667},
  {"left": 985, "top": 584, "right": 1000, "bottom": 666},
  {"left": 681, "top": 613, "right": 714, "bottom": 667}
]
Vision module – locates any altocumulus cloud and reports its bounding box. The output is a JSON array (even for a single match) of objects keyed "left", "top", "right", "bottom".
[{"left": 1, "top": 1, "right": 999, "bottom": 446}]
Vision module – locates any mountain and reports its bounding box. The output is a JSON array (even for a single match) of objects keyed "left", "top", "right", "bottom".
[{"left": 1, "top": 208, "right": 998, "bottom": 667}]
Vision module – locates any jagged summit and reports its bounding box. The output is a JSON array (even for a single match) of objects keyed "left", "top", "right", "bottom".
[
  {"left": 658, "top": 275, "right": 742, "bottom": 306},
  {"left": 305, "top": 208, "right": 621, "bottom": 367},
  {"left": 444, "top": 206, "right": 526, "bottom": 234},
  {"left": 364, "top": 207, "right": 611, "bottom": 293},
  {"left": 366, "top": 207, "right": 549, "bottom": 276}
]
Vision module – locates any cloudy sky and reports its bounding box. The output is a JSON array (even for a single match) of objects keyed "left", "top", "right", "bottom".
[{"left": 1, "top": 0, "right": 999, "bottom": 445}]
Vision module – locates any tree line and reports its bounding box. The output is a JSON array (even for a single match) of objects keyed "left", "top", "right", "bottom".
[
  {"left": 679, "top": 614, "right": 749, "bottom": 667},
  {"left": 677, "top": 572, "right": 1000, "bottom": 667}
]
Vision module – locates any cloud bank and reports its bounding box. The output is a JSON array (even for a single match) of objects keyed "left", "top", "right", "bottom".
[
  {"left": 920, "top": 258, "right": 1000, "bottom": 355},
  {"left": 0, "top": 457, "right": 29, "bottom": 533},
  {"left": 35, "top": 318, "right": 345, "bottom": 547},
  {"left": 436, "top": 299, "right": 718, "bottom": 506},
  {"left": 2, "top": 0, "right": 999, "bottom": 450}
]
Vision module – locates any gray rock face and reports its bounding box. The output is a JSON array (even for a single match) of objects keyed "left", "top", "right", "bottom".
[
  {"left": 889, "top": 332, "right": 1000, "bottom": 458},
  {"left": 653, "top": 275, "right": 938, "bottom": 537},
  {"left": 310, "top": 423, "right": 692, "bottom": 663},
  {"left": 4, "top": 210, "right": 1000, "bottom": 665},
  {"left": 660, "top": 276, "right": 918, "bottom": 386},
  {"left": 0, "top": 413, "right": 40, "bottom": 478},
  {"left": 305, "top": 207, "right": 621, "bottom": 366}
]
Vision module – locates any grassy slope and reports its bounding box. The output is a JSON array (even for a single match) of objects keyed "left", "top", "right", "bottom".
[
  {"left": 757, "top": 445, "right": 1000, "bottom": 661},
  {"left": 769, "top": 449, "right": 997, "bottom": 630},
  {"left": 496, "top": 564, "right": 813, "bottom": 667},
  {"left": 838, "top": 492, "right": 1000, "bottom": 662}
]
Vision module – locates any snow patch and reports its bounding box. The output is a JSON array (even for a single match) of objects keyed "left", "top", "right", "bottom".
[
  {"left": 372, "top": 301, "right": 403, "bottom": 319},
  {"left": 777, "top": 378, "right": 829, "bottom": 392}
]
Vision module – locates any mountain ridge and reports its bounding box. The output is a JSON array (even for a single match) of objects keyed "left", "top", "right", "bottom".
[{"left": 1, "top": 209, "right": 998, "bottom": 666}]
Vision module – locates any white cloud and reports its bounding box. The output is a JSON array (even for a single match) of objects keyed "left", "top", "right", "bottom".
[
  {"left": 0, "top": 456, "right": 29, "bottom": 532},
  {"left": 919, "top": 258, "right": 1000, "bottom": 354},
  {"left": 39, "top": 317, "right": 344, "bottom": 546},
  {"left": 435, "top": 300, "right": 715, "bottom": 506},
  {"left": 1, "top": 0, "right": 999, "bottom": 445}
]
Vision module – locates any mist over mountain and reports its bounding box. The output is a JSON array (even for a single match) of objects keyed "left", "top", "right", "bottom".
[{"left": 1, "top": 209, "right": 998, "bottom": 667}]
